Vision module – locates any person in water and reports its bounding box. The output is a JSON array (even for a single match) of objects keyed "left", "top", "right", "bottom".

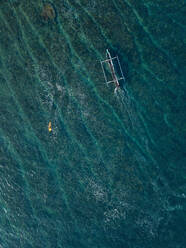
[{"left": 48, "top": 122, "right": 52, "bottom": 132}]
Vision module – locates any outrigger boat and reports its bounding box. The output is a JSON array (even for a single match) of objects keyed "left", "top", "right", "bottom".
[{"left": 100, "top": 49, "right": 125, "bottom": 93}]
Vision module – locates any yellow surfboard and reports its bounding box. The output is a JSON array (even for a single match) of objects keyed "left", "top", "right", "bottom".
[{"left": 48, "top": 121, "right": 52, "bottom": 132}]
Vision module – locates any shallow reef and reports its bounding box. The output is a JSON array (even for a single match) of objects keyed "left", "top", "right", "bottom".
[{"left": 41, "top": 3, "right": 56, "bottom": 22}]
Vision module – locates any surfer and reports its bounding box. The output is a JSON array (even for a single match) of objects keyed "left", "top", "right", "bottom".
[{"left": 48, "top": 121, "right": 52, "bottom": 132}]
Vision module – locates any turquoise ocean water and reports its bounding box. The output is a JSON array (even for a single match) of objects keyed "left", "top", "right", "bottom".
[{"left": 0, "top": 0, "right": 185, "bottom": 247}]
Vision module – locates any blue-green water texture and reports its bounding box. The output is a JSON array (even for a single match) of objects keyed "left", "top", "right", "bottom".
[{"left": 0, "top": 0, "right": 185, "bottom": 247}]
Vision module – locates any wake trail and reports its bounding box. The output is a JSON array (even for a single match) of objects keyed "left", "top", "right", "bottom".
[{"left": 115, "top": 87, "right": 138, "bottom": 130}]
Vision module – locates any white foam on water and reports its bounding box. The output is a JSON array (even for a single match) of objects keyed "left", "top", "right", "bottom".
[
  {"left": 33, "top": 64, "right": 66, "bottom": 143},
  {"left": 102, "top": 189, "right": 132, "bottom": 229},
  {"left": 115, "top": 88, "right": 139, "bottom": 128},
  {"left": 104, "top": 207, "right": 126, "bottom": 223},
  {"left": 60, "top": 4, "right": 81, "bottom": 35},
  {"left": 135, "top": 212, "right": 163, "bottom": 238},
  {"left": 3, "top": 208, "right": 7, "bottom": 214},
  {"left": 87, "top": 179, "right": 108, "bottom": 203},
  {"left": 103, "top": 203, "right": 127, "bottom": 230},
  {"left": 66, "top": 86, "right": 92, "bottom": 120},
  {"left": 34, "top": 63, "right": 55, "bottom": 111},
  {"left": 56, "top": 83, "right": 65, "bottom": 95}
]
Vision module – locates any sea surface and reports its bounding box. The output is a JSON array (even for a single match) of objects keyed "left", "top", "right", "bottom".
[{"left": 0, "top": 0, "right": 185, "bottom": 247}]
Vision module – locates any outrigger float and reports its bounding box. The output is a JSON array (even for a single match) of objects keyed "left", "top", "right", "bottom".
[{"left": 100, "top": 49, "right": 125, "bottom": 93}]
